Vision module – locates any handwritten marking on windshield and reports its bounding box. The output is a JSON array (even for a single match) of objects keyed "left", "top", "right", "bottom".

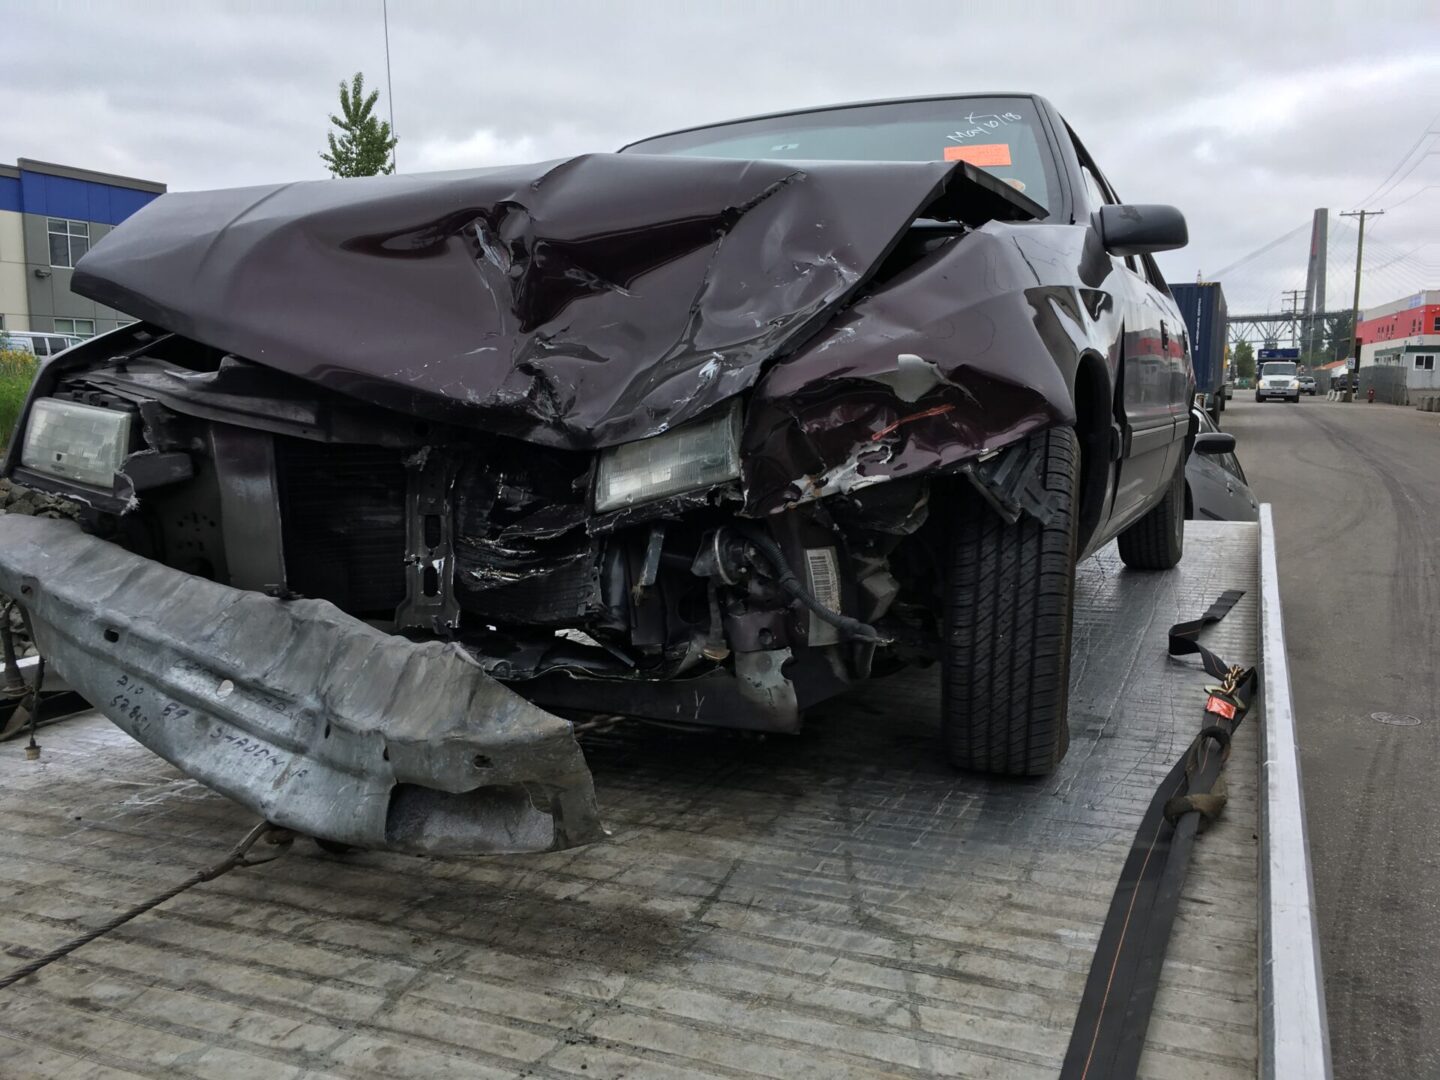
[{"left": 947, "top": 112, "right": 1023, "bottom": 143}]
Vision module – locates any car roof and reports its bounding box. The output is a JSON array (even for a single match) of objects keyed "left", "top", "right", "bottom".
[{"left": 621, "top": 92, "right": 1050, "bottom": 152}]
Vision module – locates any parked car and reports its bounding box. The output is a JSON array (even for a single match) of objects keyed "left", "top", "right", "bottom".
[
  {"left": 0, "top": 93, "right": 1195, "bottom": 854},
  {"left": 1255, "top": 361, "right": 1301, "bottom": 402},
  {"left": 1223, "top": 378, "right": 1235, "bottom": 399},
  {"left": 1298, "top": 375, "right": 1317, "bottom": 395},
  {"left": 0, "top": 331, "right": 81, "bottom": 358},
  {"left": 1186, "top": 408, "right": 1258, "bottom": 522}
]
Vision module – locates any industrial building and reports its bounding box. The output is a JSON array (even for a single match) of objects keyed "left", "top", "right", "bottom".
[
  {"left": 1357, "top": 288, "right": 1440, "bottom": 391},
  {"left": 0, "top": 159, "right": 165, "bottom": 339}
]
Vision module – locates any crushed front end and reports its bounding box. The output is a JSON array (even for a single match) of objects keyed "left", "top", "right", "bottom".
[
  {"left": 0, "top": 153, "right": 1077, "bottom": 852},
  {"left": 5, "top": 336, "right": 911, "bottom": 734}
]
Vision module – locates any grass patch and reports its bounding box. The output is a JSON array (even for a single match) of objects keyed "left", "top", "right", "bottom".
[{"left": 1, "top": 348, "right": 38, "bottom": 453}]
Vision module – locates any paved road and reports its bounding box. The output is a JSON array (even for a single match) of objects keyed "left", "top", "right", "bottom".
[{"left": 1223, "top": 394, "right": 1440, "bottom": 1080}]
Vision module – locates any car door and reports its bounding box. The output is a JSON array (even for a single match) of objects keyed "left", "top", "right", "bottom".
[
  {"left": 1120, "top": 253, "right": 1189, "bottom": 512},
  {"left": 1215, "top": 442, "right": 1258, "bottom": 520},
  {"left": 1187, "top": 411, "right": 1257, "bottom": 521},
  {"left": 1072, "top": 144, "right": 1182, "bottom": 527}
]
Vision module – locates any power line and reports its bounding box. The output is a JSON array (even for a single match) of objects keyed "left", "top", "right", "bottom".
[
  {"left": 1208, "top": 222, "right": 1311, "bottom": 280},
  {"left": 1366, "top": 242, "right": 1433, "bottom": 275},
  {"left": 1382, "top": 184, "right": 1440, "bottom": 213},
  {"left": 1365, "top": 150, "right": 1440, "bottom": 210},
  {"left": 1349, "top": 110, "right": 1440, "bottom": 209}
]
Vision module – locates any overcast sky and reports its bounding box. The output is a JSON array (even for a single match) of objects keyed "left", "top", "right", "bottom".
[{"left": 5, "top": 0, "right": 1439, "bottom": 313}]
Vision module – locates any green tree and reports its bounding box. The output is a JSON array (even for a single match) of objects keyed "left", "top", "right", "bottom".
[
  {"left": 1232, "top": 340, "right": 1255, "bottom": 381},
  {"left": 319, "top": 72, "right": 397, "bottom": 177},
  {"left": 1323, "top": 311, "right": 1355, "bottom": 363}
]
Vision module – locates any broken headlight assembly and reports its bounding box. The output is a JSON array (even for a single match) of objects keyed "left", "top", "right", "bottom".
[
  {"left": 20, "top": 399, "right": 133, "bottom": 489},
  {"left": 593, "top": 400, "right": 742, "bottom": 512}
]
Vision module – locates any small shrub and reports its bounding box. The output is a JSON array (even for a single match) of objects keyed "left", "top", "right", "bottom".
[{"left": 0, "top": 348, "right": 38, "bottom": 452}]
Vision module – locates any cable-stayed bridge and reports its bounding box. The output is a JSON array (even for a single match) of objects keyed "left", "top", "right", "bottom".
[{"left": 1212, "top": 208, "right": 1437, "bottom": 352}]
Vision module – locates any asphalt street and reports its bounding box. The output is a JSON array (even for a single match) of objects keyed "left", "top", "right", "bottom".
[{"left": 1223, "top": 394, "right": 1440, "bottom": 1080}]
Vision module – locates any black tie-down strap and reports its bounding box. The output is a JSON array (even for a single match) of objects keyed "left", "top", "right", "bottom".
[
  {"left": 1166, "top": 588, "right": 1246, "bottom": 681},
  {"left": 1060, "top": 591, "right": 1258, "bottom": 1080}
]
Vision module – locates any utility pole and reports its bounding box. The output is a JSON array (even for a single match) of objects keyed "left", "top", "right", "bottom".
[
  {"left": 1338, "top": 209, "right": 1382, "bottom": 402},
  {"left": 1282, "top": 289, "right": 1305, "bottom": 350}
]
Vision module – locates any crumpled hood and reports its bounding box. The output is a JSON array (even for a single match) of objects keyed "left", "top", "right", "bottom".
[{"left": 73, "top": 153, "right": 963, "bottom": 449}]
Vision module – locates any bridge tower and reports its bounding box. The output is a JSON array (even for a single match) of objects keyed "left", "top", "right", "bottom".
[{"left": 1301, "top": 208, "right": 1328, "bottom": 358}]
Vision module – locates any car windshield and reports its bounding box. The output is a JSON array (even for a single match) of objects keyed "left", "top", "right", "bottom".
[
  {"left": 1261, "top": 362, "right": 1298, "bottom": 377},
  {"left": 625, "top": 97, "right": 1057, "bottom": 213}
]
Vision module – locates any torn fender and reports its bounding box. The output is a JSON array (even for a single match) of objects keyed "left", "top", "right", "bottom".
[
  {"left": 741, "top": 224, "right": 1112, "bottom": 514},
  {"left": 0, "top": 514, "right": 604, "bottom": 855},
  {"left": 71, "top": 153, "right": 966, "bottom": 449}
]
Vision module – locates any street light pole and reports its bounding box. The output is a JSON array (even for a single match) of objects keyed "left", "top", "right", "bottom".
[
  {"left": 383, "top": 0, "right": 397, "bottom": 173},
  {"left": 1338, "top": 209, "right": 1382, "bottom": 403}
]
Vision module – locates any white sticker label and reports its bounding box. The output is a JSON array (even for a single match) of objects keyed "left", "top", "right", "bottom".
[{"left": 805, "top": 547, "right": 842, "bottom": 646}]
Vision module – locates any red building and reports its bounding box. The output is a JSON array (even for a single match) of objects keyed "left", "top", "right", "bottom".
[{"left": 1357, "top": 289, "right": 1440, "bottom": 378}]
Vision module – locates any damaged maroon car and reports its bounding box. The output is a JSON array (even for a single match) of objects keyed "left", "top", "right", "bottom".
[{"left": 0, "top": 93, "right": 1193, "bottom": 854}]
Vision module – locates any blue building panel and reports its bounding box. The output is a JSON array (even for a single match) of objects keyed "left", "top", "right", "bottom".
[
  {"left": 19, "top": 170, "right": 48, "bottom": 216},
  {"left": 0, "top": 175, "right": 20, "bottom": 213},
  {"left": 52, "top": 174, "right": 97, "bottom": 220},
  {"left": 107, "top": 186, "right": 155, "bottom": 223},
  {"left": 14, "top": 168, "right": 161, "bottom": 225},
  {"left": 86, "top": 183, "right": 113, "bottom": 224}
]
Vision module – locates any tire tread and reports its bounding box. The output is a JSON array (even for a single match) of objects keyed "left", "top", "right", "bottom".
[
  {"left": 941, "top": 426, "right": 1078, "bottom": 777},
  {"left": 1116, "top": 460, "right": 1185, "bottom": 570}
]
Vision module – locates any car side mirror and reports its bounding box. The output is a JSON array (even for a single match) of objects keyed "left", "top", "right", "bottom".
[
  {"left": 1193, "top": 431, "right": 1236, "bottom": 456},
  {"left": 1098, "top": 204, "right": 1188, "bottom": 256}
]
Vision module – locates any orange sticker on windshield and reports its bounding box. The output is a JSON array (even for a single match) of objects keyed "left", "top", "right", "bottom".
[{"left": 944, "top": 143, "right": 1012, "bottom": 166}]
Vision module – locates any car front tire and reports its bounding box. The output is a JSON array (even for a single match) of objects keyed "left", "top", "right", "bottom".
[
  {"left": 1116, "top": 457, "right": 1185, "bottom": 571},
  {"left": 940, "top": 426, "right": 1078, "bottom": 778}
]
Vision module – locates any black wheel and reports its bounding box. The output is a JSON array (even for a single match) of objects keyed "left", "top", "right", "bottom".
[
  {"left": 940, "top": 425, "right": 1078, "bottom": 777},
  {"left": 1254, "top": 394, "right": 1262, "bottom": 403},
  {"left": 1116, "top": 457, "right": 1185, "bottom": 571}
]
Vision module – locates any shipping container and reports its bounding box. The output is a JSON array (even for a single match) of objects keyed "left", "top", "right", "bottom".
[{"left": 1169, "top": 281, "right": 1228, "bottom": 420}]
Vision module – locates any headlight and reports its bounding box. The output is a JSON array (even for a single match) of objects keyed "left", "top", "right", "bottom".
[
  {"left": 1289, "top": 379, "right": 1301, "bottom": 389},
  {"left": 595, "top": 401, "right": 742, "bottom": 512},
  {"left": 20, "top": 399, "right": 133, "bottom": 489}
]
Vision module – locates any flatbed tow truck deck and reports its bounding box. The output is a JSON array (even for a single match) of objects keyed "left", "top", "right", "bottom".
[{"left": 0, "top": 517, "right": 1327, "bottom": 1079}]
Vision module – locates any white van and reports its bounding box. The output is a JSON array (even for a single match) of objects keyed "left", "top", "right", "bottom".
[{"left": 0, "top": 331, "right": 82, "bottom": 358}]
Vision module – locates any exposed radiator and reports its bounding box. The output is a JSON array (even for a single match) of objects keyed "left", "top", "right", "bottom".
[{"left": 274, "top": 439, "right": 407, "bottom": 616}]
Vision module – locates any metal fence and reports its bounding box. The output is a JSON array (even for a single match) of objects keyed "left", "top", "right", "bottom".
[{"left": 1357, "top": 365, "right": 1410, "bottom": 405}]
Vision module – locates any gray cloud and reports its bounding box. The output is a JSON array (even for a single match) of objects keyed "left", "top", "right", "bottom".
[{"left": 5, "top": 0, "right": 1438, "bottom": 311}]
